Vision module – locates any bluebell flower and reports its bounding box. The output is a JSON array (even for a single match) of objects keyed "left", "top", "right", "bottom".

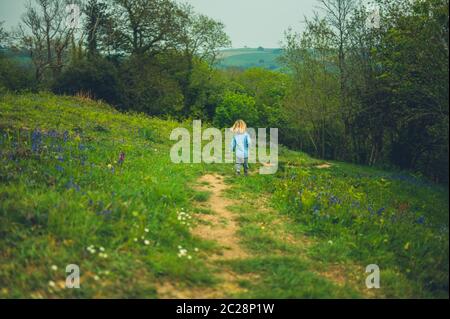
[
  {"left": 376, "top": 207, "right": 385, "bottom": 216},
  {"left": 351, "top": 201, "right": 361, "bottom": 208},
  {"left": 329, "top": 195, "right": 341, "bottom": 205},
  {"left": 65, "top": 178, "right": 80, "bottom": 192},
  {"left": 416, "top": 216, "right": 425, "bottom": 225},
  {"left": 63, "top": 131, "right": 69, "bottom": 143},
  {"left": 31, "top": 129, "right": 42, "bottom": 153},
  {"left": 97, "top": 209, "right": 112, "bottom": 216},
  {"left": 56, "top": 165, "right": 64, "bottom": 172},
  {"left": 47, "top": 130, "right": 58, "bottom": 138}
]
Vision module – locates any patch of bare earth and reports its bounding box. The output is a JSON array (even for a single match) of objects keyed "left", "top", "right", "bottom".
[
  {"left": 316, "top": 163, "right": 332, "bottom": 169},
  {"left": 156, "top": 174, "right": 253, "bottom": 299},
  {"left": 314, "top": 263, "right": 381, "bottom": 298},
  {"left": 193, "top": 174, "right": 249, "bottom": 261}
]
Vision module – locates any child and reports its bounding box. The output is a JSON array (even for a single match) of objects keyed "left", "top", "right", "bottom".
[{"left": 230, "top": 119, "right": 251, "bottom": 176}]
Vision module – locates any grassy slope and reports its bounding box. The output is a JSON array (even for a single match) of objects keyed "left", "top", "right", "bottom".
[
  {"left": 217, "top": 48, "right": 283, "bottom": 70},
  {"left": 0, "top": 93, "right": 448, "bottom": 298}
]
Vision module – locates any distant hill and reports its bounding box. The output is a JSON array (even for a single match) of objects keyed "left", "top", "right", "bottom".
[
  {"left": 0, "top": 47, "right": 32, "bottom": 66},
  {"left": 1, "top": 46, "right": 285, "bottom": 71},
  {"left": 217, "top": 47, "right": 284, "bottom": 71}
]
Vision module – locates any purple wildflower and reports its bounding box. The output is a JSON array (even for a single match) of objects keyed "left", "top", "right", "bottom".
[
  {"left": 118, "top": 152, "right": 125, "bottom": 165},
  {"left": 65, "top": 178, "right": 80, "bottom": 192},
  {"left": 329, "top": 195, "right": 341, "bottom": 205},
  {"left": 368, "top": 205, "right": 375, "bottom": 216},
  {"left": 376, "top": 208, "right": 385, "bottom": 216},
  {"left": 31, "top": 129, "right": 42, "bottom": 153},
  {"left": 97, "top": 209, "right": 112, "bottom": 217},
  {"left": 416, "top": 216, "right": 425, "bottom": 225},
  {"left": 47, "top": 130, "right": 58, "bottom": 138}
]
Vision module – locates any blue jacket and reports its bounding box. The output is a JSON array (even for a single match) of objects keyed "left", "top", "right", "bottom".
[{"left": 231, "top": 132, "right": 251, "bottom": 159}]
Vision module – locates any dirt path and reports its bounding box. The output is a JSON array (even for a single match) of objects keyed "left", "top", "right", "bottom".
[
  {"left": 155, "top": 173, "right": 373, "bottom": 298},
  {"left": 156, "top": 174, "right": 251, "bottom": 298},
  {"left": 192, "top": 174, "right": 248, "bottom": 260}
]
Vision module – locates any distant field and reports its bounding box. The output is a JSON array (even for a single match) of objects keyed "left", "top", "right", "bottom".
[
  {"left": 0, "top": 48, "right": 32, "bottom": 66},
  {"left": 217, "top": 48, "right": 284, "bottom": 71},
  {"left": 0, "top": 47, "right": 284, "bottom": 71}
]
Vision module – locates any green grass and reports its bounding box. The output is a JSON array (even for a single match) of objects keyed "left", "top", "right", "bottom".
[
  {"left": 0, "top": 92, "right": 448, "bottom": 298},
  {"left": 192, "top": 191, "right": 211, "bottom": 203},
  {"left": 227, "top": 148, "right": 449, "bottom": 298},
  {"left": 0, "top": 92, "right": 216, "bottom": 298},
  {"left": 217, "top": 48, "right": 283, "bottom": 70},
  {"left": 225, "top": 257, "right": 360, "bottom": 298}
]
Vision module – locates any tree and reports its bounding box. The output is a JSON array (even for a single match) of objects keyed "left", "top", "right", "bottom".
[
  {"left": 234, "top": 68, "right": 288, "bottom": 129},
  {"left": 282, "top": 0, "right": 449, "bottom": 182},
  {"left": 119, "top": 54, "right": 184, "bottom": 115},
  {"left": 52, "top": 55, "right": 121, "bottom": 104},
  {"left": 282, "top": 17, "right": 342, "bottom": 158},
  {"left": 109, "top": 0, "right": 185, "bottom": 56},
  {"left": 177, "top": 4, "right": 231, "bottom": 114},
  {"left": 0, "top": 21, "right": 8, "bottom": 47},
  {"left": 83, "top": 0, "right": 110, "bottom": 56},
  {"left": 19, "top": 0, "right": 79, "bottom": 82},
  {"left": 373, "top": 0, "right": 449, "bottom": 182},
  {"left": 213, "top": 92, "right": 259, "bottom": 128},
  {"left": 318, "top": 0, "right": 356, "bottom": 159}
]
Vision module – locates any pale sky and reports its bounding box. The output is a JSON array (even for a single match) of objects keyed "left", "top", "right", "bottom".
[{"left": 0, "top": 0, "right": 319, "bottom": 48}]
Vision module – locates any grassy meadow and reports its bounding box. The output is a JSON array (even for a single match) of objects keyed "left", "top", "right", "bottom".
[
  {"left": 0, "top": 93, "right": 448, "bottom": 298},
  {"left": 217, "top": 48, "right": 283, "bottom": 70}
]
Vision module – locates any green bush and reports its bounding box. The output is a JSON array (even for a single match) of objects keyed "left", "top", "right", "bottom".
[
  {"left": 52, "top": 56, "right": 121, "bottom": 105},
  {"left": 213, "top": 91, "right": 259, "bottom": 128},
  {"left": 0, "top": 54, "right": 36, "bottom": 92}
]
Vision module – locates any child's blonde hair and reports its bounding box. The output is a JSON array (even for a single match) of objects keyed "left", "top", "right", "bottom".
[{"left": 231, "top": 120, "right": 247, "bottom": 134}]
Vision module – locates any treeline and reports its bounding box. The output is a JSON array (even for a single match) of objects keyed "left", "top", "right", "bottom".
[
  {"left": 282, "top": 0, "right": 449, "bottom": 183},
  {"left": 0, "top": 0, "right": 448, "bottom": 183},
  {"left": 1, "top": 0, "right": 231, "bottom": 117}
]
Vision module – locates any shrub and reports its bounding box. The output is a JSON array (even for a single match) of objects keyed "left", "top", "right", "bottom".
[
  {"left": 52, "top": 57, "right": 121, "bottom": 105},
  {"left": 213, "top": 91, "right": 259, "bottom": 128},
  {"left": 0, "top": 54, "right": 35, "bottom": 92}
]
